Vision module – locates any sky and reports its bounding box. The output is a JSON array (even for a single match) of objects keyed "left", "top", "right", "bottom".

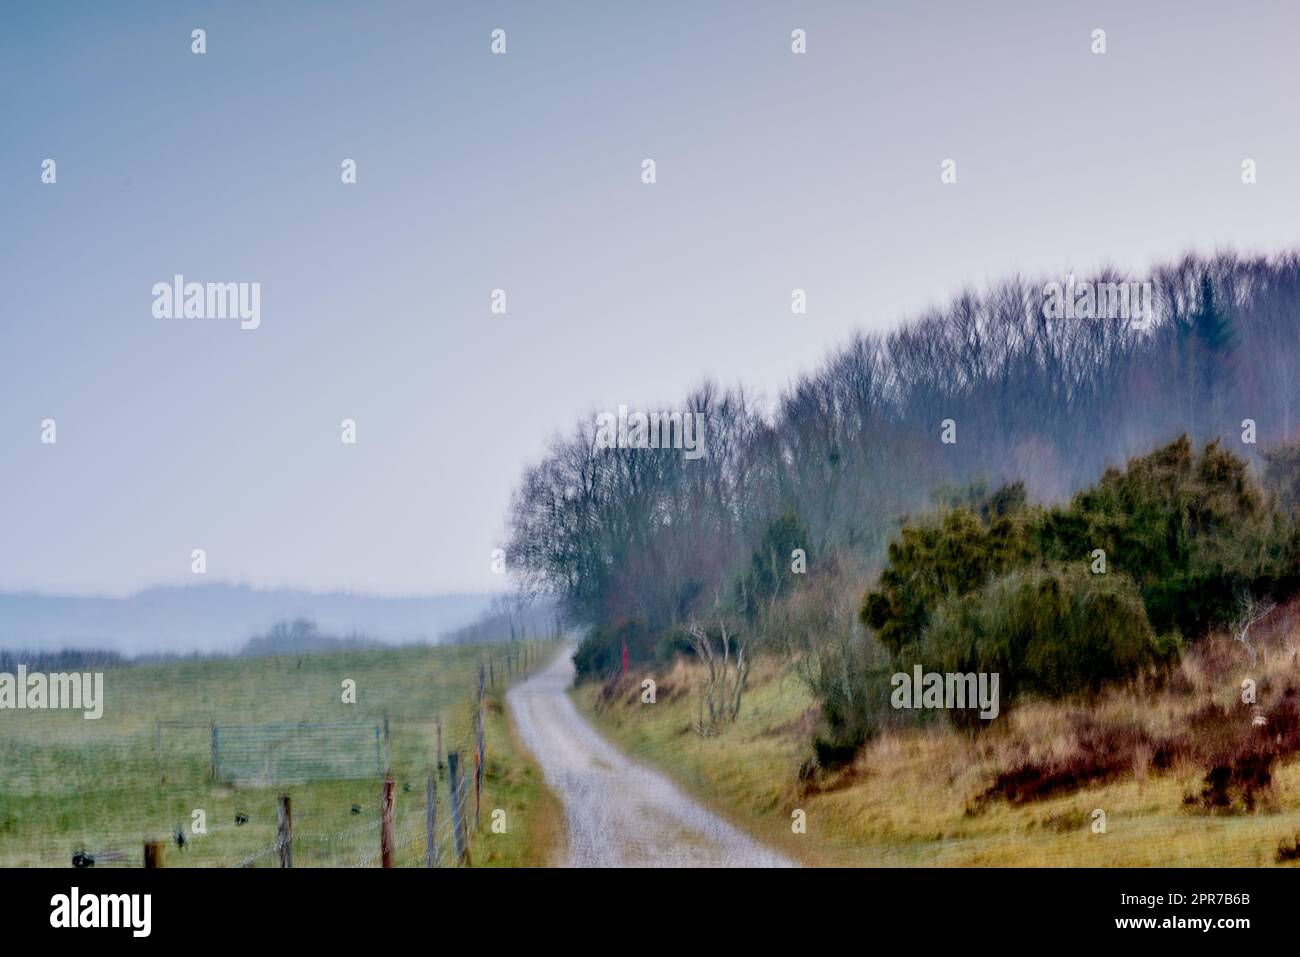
[{"left": 2, "top": 0, "right": 1299, "bottom": 597}]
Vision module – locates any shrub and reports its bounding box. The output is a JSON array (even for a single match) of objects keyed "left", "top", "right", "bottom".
[
  {"left": 915, "top": 565, "right": 1179, "bottom": 705},
  {"left": 1038, "top": 436, "right": 1296, "bottom": 637},
  {"left": 861, "top": 499, "right": 1037, "bottom": 654},
  {"left": 771, "top": 564, "right": 895, "bottom": 765},
  {"left": 864, "top": 437, "right": 1300, "bottom": 672},
  {"left": 806, "top": 635, "right": 897, "bottom": 767}
]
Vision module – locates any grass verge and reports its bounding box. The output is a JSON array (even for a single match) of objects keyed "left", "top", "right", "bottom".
[{"left": 575, "top": 640, "right": 1300, "bottom": 867}]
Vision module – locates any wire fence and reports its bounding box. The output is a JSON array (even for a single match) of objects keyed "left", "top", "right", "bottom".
[
  {"left": 65, "top": 726, "right": 484, "bottom": 868},
  {"left": 16, "top": 639, "right": 553, "bottom": 868},
  {"left": 25, "top": 640, "right": 553, "bottom": 869},
  {"left": 226, "top": 730, "right": 480, "bottom": 868},
  {"left": 213, "top": 722, "right": 383, "bottom": 785}
]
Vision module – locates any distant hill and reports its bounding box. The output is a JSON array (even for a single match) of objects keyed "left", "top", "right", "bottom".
[{"left": 0, "top": 585, "right": 495, "bottom": 656}]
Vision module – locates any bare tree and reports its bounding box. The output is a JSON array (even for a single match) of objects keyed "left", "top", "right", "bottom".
[
  {"left": 1232, "top": 588, "right": 1276, "bottom": 665},
  {"left": 687, "top": 606, "right": 749, "bottom": 735}
]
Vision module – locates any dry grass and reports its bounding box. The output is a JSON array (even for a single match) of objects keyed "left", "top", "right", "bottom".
[{"left": 577, "top": 603, "right": 1300, "bottom": 866}]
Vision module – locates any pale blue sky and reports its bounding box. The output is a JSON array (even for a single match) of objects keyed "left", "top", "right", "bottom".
[{"left": 2, "top": 1, "right": 1298, "bottom": 596}]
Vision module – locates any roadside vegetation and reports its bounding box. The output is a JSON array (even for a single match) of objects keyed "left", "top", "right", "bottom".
[
  {"left": 510, "top": 251, "right": 1300, "bottom": 864},
  {"left": 572, "top": 437, "right": 1300, "bottom": 864},
  {"left": 578, "top": 608, "right": 1300, "bottom": 866}
]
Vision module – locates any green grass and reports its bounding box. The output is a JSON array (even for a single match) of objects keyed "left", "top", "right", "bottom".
[
  {"left": 576, "top": 657, "right": 1300, "bottom": 867},
  {"left": 0, "top": 642, "right": 561, "bottom": 867}
]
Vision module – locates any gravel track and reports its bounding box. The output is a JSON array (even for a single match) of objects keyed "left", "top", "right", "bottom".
[{"left": 507, "top": 648, "right": 793, "bottom": 867}]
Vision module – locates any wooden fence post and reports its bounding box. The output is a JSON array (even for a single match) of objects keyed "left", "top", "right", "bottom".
[
  {"left": 277, "top": 794, "right": 293, "bottom": 868},
  {"left": 475, "top": 701, "right": 484, "bottom": 831},
  {"left": 155, "top": 719, "right": 163, "bottom": 787},
  {"left": 143, "top": 840, "right": 164, "bottom": 868},
  {"left": 448, "top": 752, "right": 469, "bottom": 865},
  {"left": 436, "top": 716, "right": 443, "bottom": 774},
  {"left": 209, "top": 721, "right": 218, "bottom": 783},
  {"left": 425, "top": 771, "right": 437, "bottom": 868},
  {"left": 489, "top": 659, "right": 495, "bottom": 691},
  {"left": 382, "top": 712, "right": 391, "bottom": 776},
  {"left": 474, "top": 668, "right": 485, "bottom": 831},
  {"left": 380, "top": 778, "right": 395, "bottom": 868}
]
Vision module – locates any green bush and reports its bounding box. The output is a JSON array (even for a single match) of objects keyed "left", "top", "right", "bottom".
[
  {"left": 853, "top": 436, "right": 1300, "bottom": 732},
  {"left": 1038, "top": 436, "right": 1298, "bottom": 637},
  {"left": 860, "top": 496, "right": 1037, "bottom": 654},
  {"left": 915, "top": 565, "right": 1179, "bottom": 705},
  {"left": 864, "top": 437, "right": 1300, "bottom": 661},
  {"left": 810, "top": 649, "right": 897, "bottom": 766},
  {"left": 766, "top": 565, "right": 896, "bottom": 766}
]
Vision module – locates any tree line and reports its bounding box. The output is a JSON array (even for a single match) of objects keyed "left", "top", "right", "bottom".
[{"left": 507, "top": 250, "right": 1300, "bottom": 685}]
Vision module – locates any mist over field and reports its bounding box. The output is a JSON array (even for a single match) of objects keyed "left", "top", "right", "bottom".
[{"left": 0, "top": 586, "right": 493, "bottom": 655}]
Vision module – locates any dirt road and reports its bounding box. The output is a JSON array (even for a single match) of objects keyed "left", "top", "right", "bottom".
[{"left": 507, "top": 648, "right": 793, "bottom": 867}]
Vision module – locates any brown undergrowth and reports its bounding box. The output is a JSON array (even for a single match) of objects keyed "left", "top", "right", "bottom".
[{"left": 966, "top": 601, "right": 1300, "bottom": 815}]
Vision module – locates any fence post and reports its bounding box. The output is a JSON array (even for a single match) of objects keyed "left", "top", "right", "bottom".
[
  {"left": 475, "top": 669, "right": 485, "bottom": 831},
  {"left": 278, "top": 795, "right": 293, "bottom": 868},
  {"left": 382, "top": 712, "right": 391, "bottom": 776},
  {"left": 380, "top": 778, "right": 395, "bottom": 868},
  {"left": 425, "top": 771, "right": 437, "bottom": 867},
  {"left": 475, "top": 702, "right": 484, "bottom": 831},
  {"left": 436, "top": 716, "right": 443, "bottom": 774},
  {"left": 143, "top": 840, "right": 164, "bottom": 868},
  {"left": 448, "top": 752, "right": 469, "bottom": 865},
  {"left": 155, "top": 719, "right": 163, "bottom": 787},
  {"left": 209, "top": 721, "right": 218, "bottom": 783},
  {"left": 489, "top": 659, "right": 495, "bottom": 691}
]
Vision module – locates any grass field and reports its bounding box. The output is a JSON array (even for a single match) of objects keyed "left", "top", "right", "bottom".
[
  {"left": 576, "top": 651, "right": 1300, "bottom": 867},
  {"left": 0, "top": 642, "right": 562, "bottom": 867}
]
